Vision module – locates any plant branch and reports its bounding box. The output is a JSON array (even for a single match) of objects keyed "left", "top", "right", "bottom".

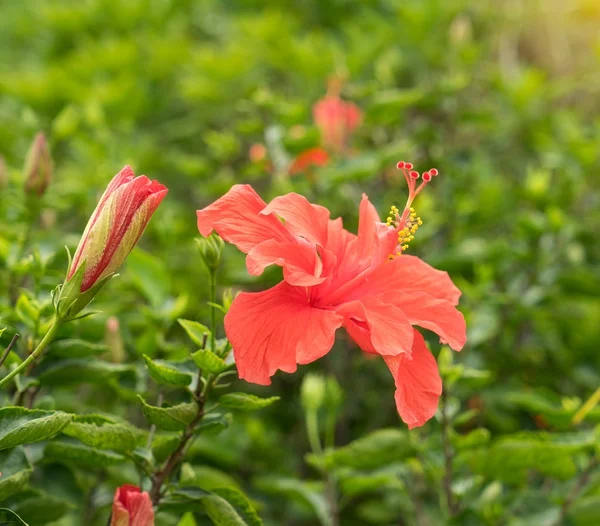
[
  {"left": 441, "top": 390, "right": 458, "bottom": 516},
  {"left": 555, "top": 456, "right": 598, "bottom": 525},
  {"left": 0, "top": 333, "right": 19, "bottom": 368},
  {"left": 0, "top": 318, "right": 60, "bottom": 388}
]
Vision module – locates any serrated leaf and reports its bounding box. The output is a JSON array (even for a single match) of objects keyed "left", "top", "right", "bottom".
[
  {"left": 317, "top": 428, "right": 415, "bottom": 470},
  {"left": 0, "top": 408, "right": 72, "bottom": 451},
  {"left": 194, "top": 413, "right": 230, "bottom": 436},
  {"left": 152, "top": 434, "right": 180, "bottom": 464},
  {"left": 138, "top": 395, "right": 198, "bottom": 431},
  {"left": 49, "top": 339, "right": 108, "bottom": 358},
  {"left": 170, "top": 488, "right": 250, "bottom": 526},
  {"left": 0, "top": 509, "right": 28, "bottom": 525},
  {"left": 62, "top": 421, "right": 137, "bottom": 453},
  {"left": 37, "top": 359, "right": 138, "bottom": 386},
  {"left": 180, "top": 464, "right": 240, "bottom": 491},
  {"left": 213, "top": 487, "right": 263, "bottom": 526},
  {"left": 143, "top": 355, "right": 192, "bottom": 386},
  {"left": 0, "top": 448, "right": 33, "bottom": 502},
  {"left": 219, "top": 393, "right": 279, "bottom": 411},
  {"left": 191, "top": 349, "right": 227, "bottom": 374},
  {"left": 178, "top": 319, "right": 211, "bottom": 347},
  {"left": 44, "top": 439, "right": 125, "bottom": 467}
]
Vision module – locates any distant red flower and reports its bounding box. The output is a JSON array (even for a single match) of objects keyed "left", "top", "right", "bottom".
[
  {"left": 110, "top": 485, "right": 154, "bottom": 526},
  {"left": 249, "top": 143, "right": 268, "bottom": 163},
  {"left": 197, "top": 163, "right": 466, "bottom": 429},
  {"left": 68, "top": 166, "right": 168, "bottom": 292},
  {"left": 288, "top": 147, "right": 330, "bottom": 175},
  {"left": 313, "top": 94, "right": 362, "bottom": 154}
]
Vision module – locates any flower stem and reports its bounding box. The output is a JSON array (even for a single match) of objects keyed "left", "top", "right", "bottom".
[
  {"left": 0, "top": 317, "right": 60, "bottom": 388},
  {"left": 572, "top": 386, "right": 600, "bottom": 425},
  {"left": 209, "top": 269, "right": 217, "bottom": 353},
  {"left": 306, "top": 410, "right": 322, "bottom": 455}
]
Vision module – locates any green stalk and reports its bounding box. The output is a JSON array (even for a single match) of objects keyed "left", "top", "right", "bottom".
[
  {"left": 306, "top": 410, "right": 323, "bottom": 455},
  {"left": 209, "top": 269, "right": 217, "bottom": 353},
  {"left": 0, "top": 317, "right": 61, "bottom": 388},
  {"left": 573, "top": 386, "right": 600, "bottom": 425}
]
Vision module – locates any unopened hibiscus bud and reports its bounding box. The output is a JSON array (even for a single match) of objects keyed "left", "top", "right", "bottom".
[
  {"left": 196, "top": 233, "right": 225, "bottom": 271},
  {"left": 110, "top": 484, "right": 154, "bottom": 526},
  {"left": 105, "top": 316, "right": 125, "bottom": 363},
  {"left": 301, "top": 373, "right": 326, "bottom": 412},
  {"left": 23, "top": 132, "right": 52, "bottom": 197},
  {"left": 56, "top": 166, "right": 167, "bottom": 320}
]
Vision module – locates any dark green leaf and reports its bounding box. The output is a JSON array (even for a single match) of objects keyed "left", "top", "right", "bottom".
[
  {"left": 0, "top": 408, "right": 72, "bottom": 451},
  {"left": 178, "top": 319, "right": 210, "bottom": 347},
  {"left": 0, "top": 448, "right": 33, "bottom": 502},
  {"left": 0, "top": 509, "right": 28, "bottom": 525},
  {"left": 49, "top": 339, "right": 108, "bottom": 358},
  {"left": 138, "top": 395, "right": 198, "bottom": 431},
  {"left": 62, "top": 421, "right": 137, "bottom": 453},
  {"left": 219, "top": 393, "right": 279, "bottom": 411},
  {"left": 44, "top": 439, "right": 125, "bottom": 467},
  {"left": 191, "top": 350, "right": 227, "bottom": 374},
  {"left": 143, "top": 355, "right": 192, "bottom": 386},
  {"left": 37, "top": 359, "right": 138, "bottom": 386}
]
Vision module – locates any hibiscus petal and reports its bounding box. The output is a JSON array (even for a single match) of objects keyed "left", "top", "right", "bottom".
[
  {"left": 197, "top": 184, "right": 292, "bottom": 253},
  {"left": 246, "top": 239, "right": 326, "bottom": 286},
  {"left": 260, "top": 193, "right": 330, "bottom": 246},
  {"left": 349, "top": 254, "right": 462, "bottom": 305},
  {"left": 338, "top": 296, "right": 413, "bottom": 356},
  {"left": 383, "top": 329, "right": 442, "bottom": 429},
  {"left": 380, "top": 291, "right": 466, "bottom": 351},
  {"left": 354, "top": 195, "right": 396, "bottom": 267},
  {"left": 225, "top": 283, "right": 343, "bottom": 385}
]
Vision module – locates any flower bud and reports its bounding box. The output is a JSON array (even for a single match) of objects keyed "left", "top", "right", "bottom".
[
  {"left": 222, "top": 288, "right": 236, "bottom": 313},
  {"left": 23, "top": 132, "right": 52, "bottom": 197},
  {"left": 301, "top": 373, "right": 326, "bottom": 412},
  {"left": 56, "top": 166, "right": 167, "bottom": 320},
  {"left": 197, "top": 233, "right": 225, "bottom": 271},
  {"left": 110, "top": 484, "right": 154, "bottom": 526},
  {"left": 105, "top": 316, "right": 125, "bottom": 363}
]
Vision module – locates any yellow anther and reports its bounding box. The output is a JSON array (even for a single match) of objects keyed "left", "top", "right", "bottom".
[
  {"left": 401, "top": 244, "right": 409, "bottom": 251},
  {"left": 417, "top": 218, "right": 423, "bottom": 225}
]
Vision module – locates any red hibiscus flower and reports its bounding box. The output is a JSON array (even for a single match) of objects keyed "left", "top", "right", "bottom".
[
  {"left": 197, "top": 163, "right": 465, "bottom": 429},
  {"left": 110, "top": 484, "right": 154, "bottom": 526},
  {"left": 313, "top": 94, "right": 362, "bottom": 154}
]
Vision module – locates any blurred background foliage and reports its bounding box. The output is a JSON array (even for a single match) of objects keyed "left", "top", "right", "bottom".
[{"left": 1, "top": 0, "right": 600, "bottom": 524}]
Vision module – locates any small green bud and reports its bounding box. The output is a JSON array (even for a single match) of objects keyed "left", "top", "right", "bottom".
[
  {"left": 324, "top": 375, "right": 344, "bottom": 413},
  {"left": 23, "top": 132, "right": 53, "bottom": 197},
  {"left": 197, "top": 233, "right": 225, "bottom": 270},
  {"left": 222, "top": 288, "right": 236, "bottom": 313},
  {"left": 301, "top": 373, "right": 326, "bottom": 412},
  {"left": 104, "top": 316, "right": 125, "bottom": 363}
]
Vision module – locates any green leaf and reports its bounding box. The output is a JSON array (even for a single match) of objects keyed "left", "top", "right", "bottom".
[
  {"left": 0, "top": 448, "right": 33, "bottom": 502},
  {"left": 212, "top": 487, "right": 263, "bottom": 526},
  {"left": 315, "top": 428, "right": 415, "bottom": 470},
  {"left": 219, "top": 393, "right": 279, "bottom": 411},
  {"left": 44, "top": 439, "right": 125, "bottom": 467},
  {"left": 170, "top": 488, "right": 256, "bottom": 526},
  {"left": 152, "top": 434, "right": 180, "bottom": 464},
  {"left": 126, "top": 248, "right": 170, "bottom": 308},
  {"left": 194, "top": 413, "right": 231, "bottom": 436},
  {"left": 138, "top": 395, "right": 198, "bottom": 431},
  {"left": 180, "top": 464, "right": 240, "bottom": 491},
  {"left": 191, "top": 349, "right": 227, "bottom": 374},
  {"left": 178, "top": 319, "right": 211, "bottom": 347},
  {"left": 15, "top": 295, "right": 39, "bottom": 329},
  {"left": 37, "top": 359, "right": 138, "bottom": 386},
  {"left": 0, "top": 509, "right": 28, "bottom": 525},
  {"left": 254, "top": 477, "right": 331, "bottom": 526},
  {"left": 62, "top": 421, "right": 137, "bottom": 453},
  {"left": 0, "top": 407, "right": 72, "bottom": 451},
  {"left": 49, "top": 339, "right": 108, "bottom": 358},
  {"left": 143, "top": 355, "right": 192, "bottom": 386},
  {"left": 9, "top": 490, "right": 71, "bottom": 525},
  {"left": 177, "top": 513, "right": 196, "bottom": 526}
]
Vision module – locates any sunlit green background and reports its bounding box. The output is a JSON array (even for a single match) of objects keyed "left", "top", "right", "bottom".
[{"left": 1, "top": 0, "right": 600, "bottom": 524}]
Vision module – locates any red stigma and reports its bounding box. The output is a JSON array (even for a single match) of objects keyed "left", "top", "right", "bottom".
[
  {"left": 396, "top": 161, "right": 405, "bottom": 169},
  {"left": 422, "top": 172, "right": 432, "bottom": 182},
  {"left": 410, "top": 171, "right": 419, "bottom": 179},
  {"left": 404, "top": 162, "right": 413, "bottom": 170},
  {"left": 429, "top": 168, "right": 438, "bottom": 176}
]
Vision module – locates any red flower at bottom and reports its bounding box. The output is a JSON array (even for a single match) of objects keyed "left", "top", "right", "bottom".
[
  {"left": 111, "top": 485, "right": 154, "bottom": 526},
  {"left": 197, "top": 163, "right": 466, "bottom": 429}
]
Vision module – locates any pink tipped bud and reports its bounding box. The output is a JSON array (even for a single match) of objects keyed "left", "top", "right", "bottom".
[
  {"left": 410, "top": 171, "right": 420, "bottom": 179},
  {"left": 110, "top": 485, "right": 154, "bottom": 526},
  {"left": 396, "top": 161, "right": 405, "bottom": 169},
  {"left": 422, "top": 172, "right": 432, "bottom": 182},
  {"left": 23, "top": 132, "right": 52, "bottom": 197},
  {"left": 429, "top": 168, "right": 438, "bottom": 176},
  {"left": 404, "top": 162, "right": 413, "bottom": 170}
]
